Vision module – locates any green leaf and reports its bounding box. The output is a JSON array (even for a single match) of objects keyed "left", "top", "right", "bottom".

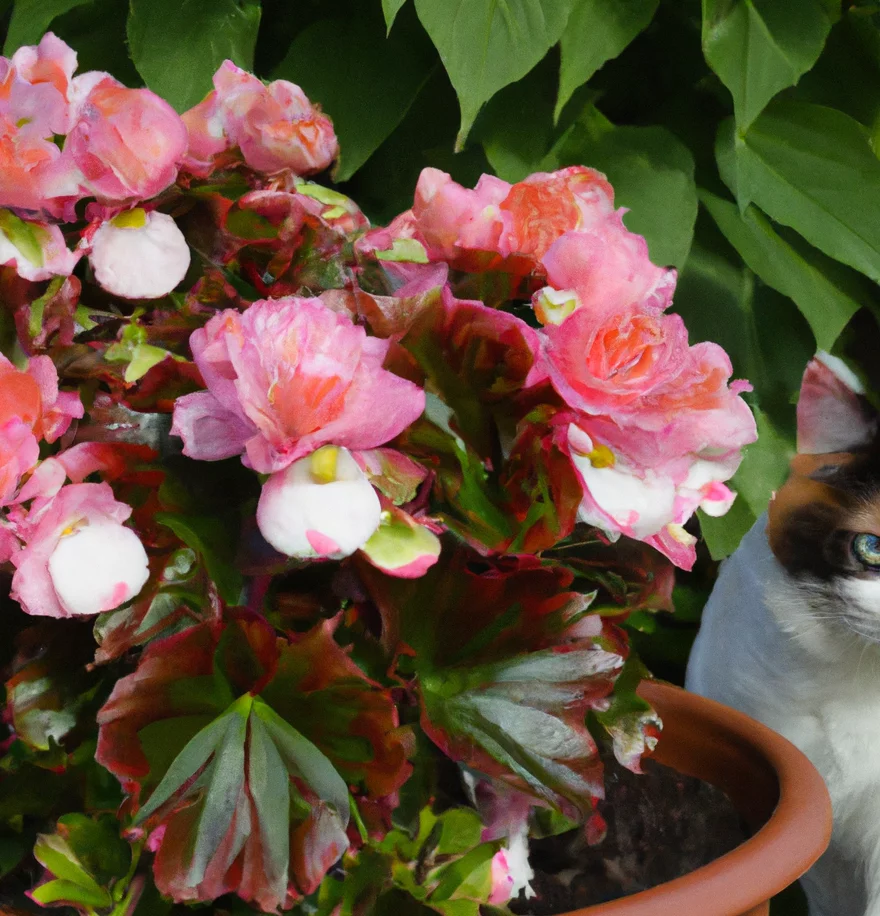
[
  {"left": 134, "top": 712, "right": 232, "bottom": 825},
  {"left": 734, "top": 99, "right": 880, "bottom": 283},
  {"left": 0, "top": 210, "right": 43, "bottom": 268},
  {"left": 702, "top": 0, "right": 832, "bottom": 129},
  {"left": 155, "top": 510, "right": 244, "bottom": 604},
  {"left": 254, "top": 700, "right": 350, "bottom": 822},
  {"left": 414, "top": 0, "right": 575, "bottom": 147},
  {"left": 701, "top": 190, "right": 863, "bottom": 350},
  {"left": 272, "top": 6, "right": 434, "bottom": 182},
  {"left": 127, "top": 0, "right": 261, "bottom": 112},
  {"left": 698, "top": 498, "right": 755, "bottom": 560},
  {"left": 556, "top": 0, "right": 658, "bottom": 122},
  {"left": 3, "top": 0, "right": 93, "bottom": 53},
  {"left": 478, "top": 56, "right": 557, "bottom": 183},
  {"left": 188, "top": 704, "right": 248, "bottom": 886},
  {"left": 383, "top": 0, "right": 409, "bottom": 33},
  {"left": 548, "top": 113, "right": 697, "bottom": 267},
  {"left": 31, "top": 815, "right": 132, "bottom": 911}
]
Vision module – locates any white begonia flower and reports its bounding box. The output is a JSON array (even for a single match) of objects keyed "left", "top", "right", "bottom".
[
  {"left": 47, "top": 521, "right": 150, "bottom": 616},
  {"left": 503, "top": 826, "right": 536, "bottom": 900},
  {"left": 568, "top": 424, "right": 675, "bottom": 540},
  {"left": 257, "top": 445, "right": 382, "bottom": 559},
  {"left": 88, "top": 209, "right": 190, "bottom": 299}
]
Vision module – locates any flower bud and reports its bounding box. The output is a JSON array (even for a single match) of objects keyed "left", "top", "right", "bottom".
[
  {"left": 256, "top": 446, "right": 381, "bottom": 559},
  {"left": 47, "top": 520, "right": 149, "bottom": 616}
]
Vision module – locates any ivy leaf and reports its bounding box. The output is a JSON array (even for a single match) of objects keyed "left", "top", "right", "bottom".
[
  {"left": 413, "top": 0, "right": 575, "bottom": 147},
  {"left": 272, "top": 4, "right": 435, "bottom": 182},
  {"left": 702, "top": 0, "right": 832, "bottom": 129},
  {"left": 97, "top": 616, "right": 409, "bottom": 911},
  {"left": 362, "top": 550, "right": 629, "bottom": 819},
  {"left": 3, "top": 0, "right": 93, "bottom": 53},
  {"left": 700, "top": 190, "right": 864, "bottom": 351},
  {"left": 556, "top": 0, "right": 658, "bottom": 122},
  {"left": 127, "top": 0, "right": 262, "bottom": 112},
  {"left": 382, "top": 0, "right": 409, "bottom": 33},
  {"left": 734, "top": 99, "right": 880, "bottom": 283}
]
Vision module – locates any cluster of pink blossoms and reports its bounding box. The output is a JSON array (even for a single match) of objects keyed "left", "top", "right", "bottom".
[
  {"left": 0, "top": 34, "right": 336, "bottom": 297},
  {"left": 357, "top": 166, "right": 757, "bottom": 568}
]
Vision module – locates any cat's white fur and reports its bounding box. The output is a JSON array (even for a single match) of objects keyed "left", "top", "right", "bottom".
[{"left": 687, "top": 514, "right": 880, "bottom": 915}]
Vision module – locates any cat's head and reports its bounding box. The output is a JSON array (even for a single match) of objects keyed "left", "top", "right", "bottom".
[{"left": 767, "top": 352, "right": 880, "bottom": 641}]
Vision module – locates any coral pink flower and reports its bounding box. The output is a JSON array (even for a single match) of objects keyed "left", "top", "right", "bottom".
[
  {"left": 543, "top": 303, "right": 690, "bottom": 421},
  {"left": 10, "top": 482, "right": 149, "bottom": 617},
  {"left": 181, "top": 61, "right": 338, "bottom": 177},
  {"left": 64, "top": 77, "right": 187, "bottom": 203},
  {"left": 539, "top": 226, "right": 676, "bottom": 318},
  {"left": 0, "top": 352, "right": 82, "bottom": 447},
  {"left": 171, "top": 297, "right": 425, "bottom": 473},
  {"left": 0, "top": 34, "right": 81, "bottom": 215},
  {"left": 409, "top": 166, "right": 621, "bottom": 275}
]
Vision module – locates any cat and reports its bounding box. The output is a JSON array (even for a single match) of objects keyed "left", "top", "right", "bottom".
[{"left": 686, "top": 351, "right": 880, "bottom": 916}]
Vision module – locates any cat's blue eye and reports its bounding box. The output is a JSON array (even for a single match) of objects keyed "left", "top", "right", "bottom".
[{"left": 852, "top": 533, "right": 880, "bottom": 568}]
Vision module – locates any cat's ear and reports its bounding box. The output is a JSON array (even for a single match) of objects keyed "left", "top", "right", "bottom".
[{"left": 797, "top": 352, "right": 877, "bottom": 454}]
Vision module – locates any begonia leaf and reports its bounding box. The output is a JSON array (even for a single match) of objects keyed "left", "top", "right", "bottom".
[
  {"left": 155, "top": 511, "right": 244, "bottom": 605},
  {"left": 361, "top": 506, "right": 441, "bottom": 579},
  {"left": 30, "top": 814, "right": 132, "bottom": 912},
  {"left": 6, "top": 621, "right": 100, "bottom": 752},
  {"left": 414, "top": 0, "right": 575, "bottom": 146},
  {"left": 362, "top": 550, "right": 628, "bottom": 818},
  {"left": 96, "top": 616, "right": 408, "bottom": 911},
  {"left": 127, "top": 0, "right": 261, "bottom": 112}
]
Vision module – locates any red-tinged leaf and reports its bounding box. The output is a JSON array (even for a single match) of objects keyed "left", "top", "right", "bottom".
[
  {"left": 7, "top": 622, "right": 100, "bottom": 752},
  {"left": 14, "top": 276, "right": 80, "bottom": 356},
  {"left": 96, "top": 615, "right": 408, "bottom": 910},
  {"left": 500, "top": 411, "right": 581, "bottom": 553},
  {"left": 361, "top": 549, "right": 628, "bottom": 819}
]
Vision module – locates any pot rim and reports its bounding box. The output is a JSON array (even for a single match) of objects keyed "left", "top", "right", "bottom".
[{"left": 560, "top": 680, "right": 832, "bottom": 916}]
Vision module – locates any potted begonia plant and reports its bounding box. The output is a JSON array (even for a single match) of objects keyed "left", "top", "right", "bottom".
[{"left": 0, "top": 34, "right": 829, "bottom": 916}]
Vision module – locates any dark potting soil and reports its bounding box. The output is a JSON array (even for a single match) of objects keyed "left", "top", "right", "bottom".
[{"left": 512, "top": 757, "right": 750, "bottom": 915}]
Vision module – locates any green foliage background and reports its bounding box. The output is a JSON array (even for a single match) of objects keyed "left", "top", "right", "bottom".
[{"left": 2, "top": 3, "right": 875, "bottom": 911}]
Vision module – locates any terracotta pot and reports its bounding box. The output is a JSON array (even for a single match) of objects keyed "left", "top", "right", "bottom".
[{"left": 563, "top": 681, "right": 832, "bottom": 916}]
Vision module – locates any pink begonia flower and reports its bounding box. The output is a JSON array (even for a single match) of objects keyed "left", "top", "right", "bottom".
[
  {"left": 10, "top": 482, "right": 149, "bottom": 618},
  {"left": 171, "top": 297, "right": 425, "bottom": 474},
  {"left": 181, "top": 61, "right": 338, "bottom": 177},
  {"left": 0, "top": 352, "right": 82, "bottom": 450},
  {"left": 257, "top": 445, "right": 382, "bottom": 559},
  {"left": 0, "top": 34, "right": 81, "bottom": 216},
  {"left": 0, "top": 420, "right": 39, "bottom": 507},
  {"left": 488, "top": 829, "right": 535, "bottom": 904},
  {"left": 409, "top": 165, "right": 622, "bottom": 276},
  {"left": 0, "top": 216, "right": 79, "bottom": 281},
  {"left": 87, "top": 209, "right": 190, "bottom": 298},
  {"left": 63, "top": 76, "right": 187, "bottom": 203},
  {"left": 543, "top": 303, "right": 690, "bottom": 421},
  {"left": 538, "top": 226, "right": 676, "bottom": 318}
]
